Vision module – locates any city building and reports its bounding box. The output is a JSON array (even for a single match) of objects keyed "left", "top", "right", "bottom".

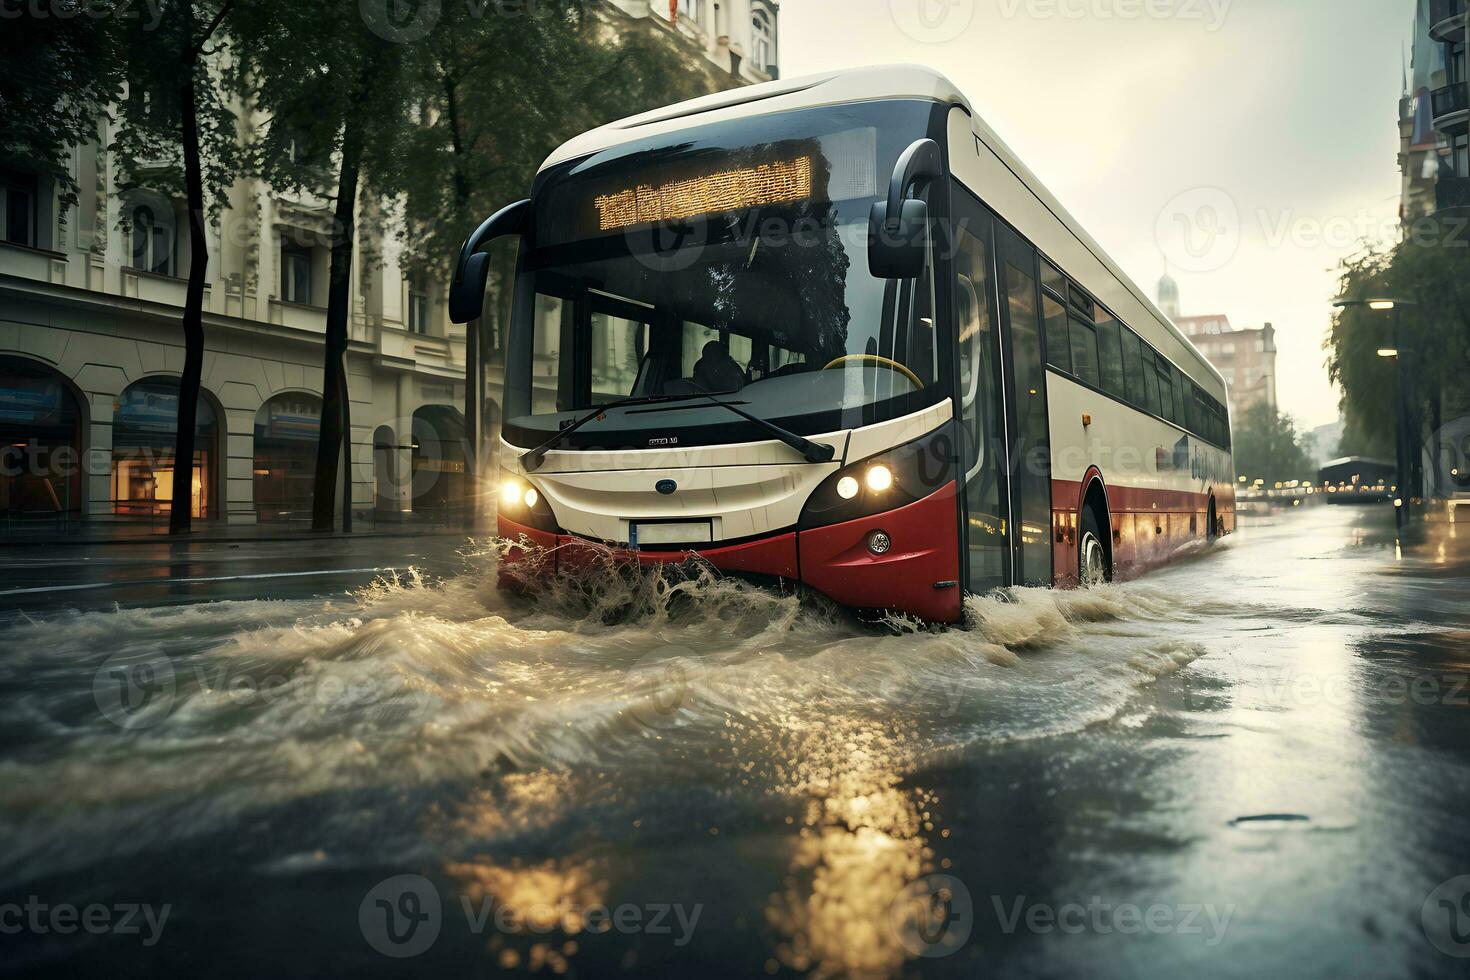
[
  {"left": 1155, "top": 273, "right": 1278, "bottom": 419},
  {"left": 1400, "top": 0, "right": 1469, "bottom": 223},
  {"left": 0, "top": 2, "right": 778, "bottom": 529}
]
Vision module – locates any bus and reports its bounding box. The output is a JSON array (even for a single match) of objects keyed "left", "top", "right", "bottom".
[
  {"left": 1318, "top": 457, "right": 1395, "bottom": 504},
  {"left": 449, "top": 65, "right": 1235, "bottom": 623}
]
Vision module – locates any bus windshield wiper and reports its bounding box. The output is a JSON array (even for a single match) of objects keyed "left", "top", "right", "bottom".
[
  {"left": 520, "top": 393, "right": 697, "bottom": 471},
  {"left": 519, "top": 386, "right": 835, "bottom": 471},
  {"left": 682, "top": 382, "right": 836, "bottom": 464}
]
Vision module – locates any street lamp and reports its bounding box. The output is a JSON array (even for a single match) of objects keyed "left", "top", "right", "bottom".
[{"left": 1333, "top": 296, "right": 1419, "bottom": 530}]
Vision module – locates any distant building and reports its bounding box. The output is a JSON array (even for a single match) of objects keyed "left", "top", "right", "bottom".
[
  {"left": 1154, "top": 276, "right": 1278, "bottom": 419},
  {"left": 1308, "top": 418, "right": 1346, "bottom": 469},
  {"left": 0, "top": 2, "right": 779, "bottom": 528},
  {"left": 1401, "top": 0, "right": 1469, "bottom": 224},
  {"left": 1174, "top": 316, "right": 1278, "bottom": 418}
]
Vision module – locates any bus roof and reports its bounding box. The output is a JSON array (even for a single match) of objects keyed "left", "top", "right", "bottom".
[
  {"left": 539, "top": 64, "right": 1226, "bottom": 397},
  {"left": 539, "top": 64, "right": 972, "bottom": 170}
]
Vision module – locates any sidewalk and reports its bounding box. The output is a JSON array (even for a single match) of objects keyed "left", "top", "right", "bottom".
[{"left": 0, "top": 517, "right": 481, "bottom": 548}]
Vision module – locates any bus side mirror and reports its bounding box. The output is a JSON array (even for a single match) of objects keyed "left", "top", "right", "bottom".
[
  {"left": 449, "top": 198, "right": 531, "bottom": 324},
  {"left": 868, "top": 198, "right": 929, "bottom": 279},
  {"left": 867, "top": 138, "right": 941, "bottom": 280}
]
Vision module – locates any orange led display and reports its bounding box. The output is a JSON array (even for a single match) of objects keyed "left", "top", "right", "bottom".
[{"left": 593, "top": 156, "right": 814, "bottom": 231}]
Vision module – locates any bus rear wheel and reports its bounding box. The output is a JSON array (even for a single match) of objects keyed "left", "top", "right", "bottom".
[{"left": 1079, "top": 507, "right": 1111, "bottom": 586}]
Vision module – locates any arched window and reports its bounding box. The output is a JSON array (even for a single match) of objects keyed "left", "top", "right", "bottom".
[
  {"left": 0, "top": 356, "right": 83, "bottom": 517},
  {"left": 253, "top": 393, "right": 322, "bottom": 522},
  {"left": 112, "top": 378, "right": 217, "bottom": 519},
  {"left": 752, "top": 9, "right": 774, "bottom": 70},
  {"left": 130, "top": 204, "right": 173, "bottom": 276},
  {"left": 410, "top": 405, "right": 466, "bottom": 517}
]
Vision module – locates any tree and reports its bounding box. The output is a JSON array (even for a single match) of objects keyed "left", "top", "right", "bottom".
[
  {"left": 0, "top": 5, "right": 122, "bottom": 217},
  {"left": 1327, "top": 234, "right": 1470, "bottom": 481},
  {"left": 110, "top": 0, "right": 239, "bottom": 534},
  {"left": 1233, "top": 401, "right": 1316, "bottom": 486},
  {"left": 232, "top": 1, "right": 420, "bottom": 532},
  {"left": 394, "top": 2, "right": 710, "bottom": 494}
]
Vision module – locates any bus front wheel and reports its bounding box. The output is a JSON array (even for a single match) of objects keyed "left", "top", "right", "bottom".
[{"left": 1079, "top": 507, "right": 1111, "bottom": 586}]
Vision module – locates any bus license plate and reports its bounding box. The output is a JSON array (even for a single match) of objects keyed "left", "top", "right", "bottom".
[{"left": 631, "top": 522, "right": 712, "bottom": 548}]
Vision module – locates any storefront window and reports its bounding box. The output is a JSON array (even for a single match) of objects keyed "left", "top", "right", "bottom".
[
  {"left": 253, "top": 394, "right": 321, "bottom": 522},
  {"left": 111, "top": 378, "right": 216, "bottom": 519},
  {"left": 0, "top": 357, "right": 83, "bottom": 516}
]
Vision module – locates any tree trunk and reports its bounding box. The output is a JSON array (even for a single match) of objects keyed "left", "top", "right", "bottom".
[
  {"left": 169, "top": 20, "right": 208, "bottom": 535},
  {"left": 311, "top": 120, "right": 362, "bottom": 532}
]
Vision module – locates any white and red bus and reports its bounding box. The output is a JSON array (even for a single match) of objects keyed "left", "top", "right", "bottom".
[{"left": 449, "top": 65, "right": 1235, "bottom": 623}]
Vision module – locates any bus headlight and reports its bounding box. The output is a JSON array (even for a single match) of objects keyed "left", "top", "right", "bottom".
[
  {"left": 497, "top": 470, "right": 559, "bottom": 532},
  {"left": 501, "top": 479, "right": 524, "bottom": 508},
  {"left": 798, "top": 424, "right": 955, "bottom": 530}
]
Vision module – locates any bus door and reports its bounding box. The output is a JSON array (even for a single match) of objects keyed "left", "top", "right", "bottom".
[
  {"left": 949, "top": 188, "right": 1011, "bottom": 592},
  {"left": 994, "top": 223, "right": 1054, "bottom": 586}
]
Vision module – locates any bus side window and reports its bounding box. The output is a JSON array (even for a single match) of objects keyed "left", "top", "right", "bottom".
[
  {"left": 1095, "top": 315, "right": 1125, "bottom": 399},
  {"left": 1172, "top": 365, "right": 1189, "bottom": 426},
  {"left": 1141, "top": 346, "right": 1161, "bottom": 417},
  {"left": 1154, "top": 353, "right": 1174, "bottom": 424},
  {"left": 1121, "top": 327, "right": 1146, "bottom": 409},
  {"left": 1043, "top": 295, "right": 1070, "bottom": 374},
  {"left": 1069, "top": 316, "right": 1100, "bottom": 389}
]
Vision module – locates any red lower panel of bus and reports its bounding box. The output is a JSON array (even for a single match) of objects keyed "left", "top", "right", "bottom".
[
  {"left": 1049, "top": 478, "right": 1236, "bottom": 585},
  {"left": 797, "top": 482, "right": 963, "bottom": 623},
  {"left": 496, "top": 481, "right": 963, "bottom": 623}
]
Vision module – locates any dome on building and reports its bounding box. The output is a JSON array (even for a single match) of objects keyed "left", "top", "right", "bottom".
[{"left": 1157, "top": 271, "right": 1180, "bottom": 321}]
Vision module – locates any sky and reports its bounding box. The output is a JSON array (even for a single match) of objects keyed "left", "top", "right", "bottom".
[{"left": 781, "top": 0, "right": 1412, "bottom": 430}]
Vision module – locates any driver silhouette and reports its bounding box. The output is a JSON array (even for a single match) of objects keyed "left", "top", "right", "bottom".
[{"left": 693, "top": 340, "right": 745, "bottom": 392}]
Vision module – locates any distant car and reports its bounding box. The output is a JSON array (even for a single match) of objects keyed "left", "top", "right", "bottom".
[{"left": 1318, "top": 457, "right": 1395, "bottom": 504}]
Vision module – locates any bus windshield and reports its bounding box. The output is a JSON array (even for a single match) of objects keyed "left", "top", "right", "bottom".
[{"left": 501, "top": 99, "right": 947, "bottom": 450}]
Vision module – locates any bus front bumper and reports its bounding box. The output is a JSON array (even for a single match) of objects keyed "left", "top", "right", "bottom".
[{"left": 496, "top": 481, "right": 962, "bottom": 623}]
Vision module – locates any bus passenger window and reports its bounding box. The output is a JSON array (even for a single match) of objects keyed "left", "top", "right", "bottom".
[
  {"left": 1172, "top": 365, "right": 1189, "bottom": 425},
  {"left": 1095, "top": 316, "right": 1125, "bottom": 398},
  {"left": 1043, "top": 295, "right": 1070, "bottom": 373},
  {"left": 1069, "top": 317, "right": 1100, "bottom": 389},
  {"left": 1121, "top": 328, "right": 1147, "bottom": 409},
  {"left": 1041, "top": 259, "right": 1065, "bottom": 296},
  {"left": 1154, "top": 355, "right": 1174, "bottom": 423},
  {"left": 1141, "top": 349, "right": 1161, "bottom": 416}
]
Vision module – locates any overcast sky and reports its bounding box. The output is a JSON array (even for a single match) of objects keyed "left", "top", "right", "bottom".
[{"left": 782, "top": 0, "right": 1411, "bottom": 430}]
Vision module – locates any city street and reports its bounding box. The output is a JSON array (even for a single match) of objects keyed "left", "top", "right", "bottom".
[
  {"left": 2, "top": 503, "right": 1468, "bottom": 977},
  {"left": 0, "top": 533, "right": 472, "bottom": 614}
]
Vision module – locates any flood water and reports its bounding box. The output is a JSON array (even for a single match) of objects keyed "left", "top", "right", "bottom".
[{"left": 2, "top": 504, "right": 1469, "bottom": 978}]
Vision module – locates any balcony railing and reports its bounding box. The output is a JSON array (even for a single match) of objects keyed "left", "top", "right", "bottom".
[
  {"left": 1432, "top": 81, "right": 1469, "bottom": 121},
  {"left": 1437, "top": 176, "right": 1470, "bottom": 212},
  {"left": 1430, "top": 0, "right": 1467, "bottom": 39}
]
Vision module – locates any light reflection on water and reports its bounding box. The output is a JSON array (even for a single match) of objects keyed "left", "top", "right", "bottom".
[{"left": 0, "top": 505, "right": 1467, "bottom": 976}]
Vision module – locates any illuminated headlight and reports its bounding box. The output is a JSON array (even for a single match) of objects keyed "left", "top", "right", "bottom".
[
  {"left": 865, "top": 465, "right": 893, "bottom": 492},
  {"left": 524, "top": 487, "right": 539, "bottom": 508},
  {"left": 836, "top": 476, "right": 860, "bottom": 500},
  {"left": 501, "top": 480, "right": 523, "bottom": 508}
]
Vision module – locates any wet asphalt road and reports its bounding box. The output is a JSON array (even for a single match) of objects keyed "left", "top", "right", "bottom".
[{"left": 1, "top": 503, "right": 1468, "bottom": 979}]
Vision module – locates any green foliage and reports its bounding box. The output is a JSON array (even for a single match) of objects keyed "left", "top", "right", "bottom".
[
  {"left": 109, "top": 0, "right": 240, "bottom": 220},
  {"left": 230, "top": 1, "right": 417, "bottom": 204},
  {"left": 394, "top": 2, "right": 713, "bottom": 280},
  {"left": 1327, "top": 234, "right": 1470, "bottom": 459},
  {"left": 0, "top": 3, "right": 122, "bottom": 214},
  {"left": 1233, "top": 400, "right": 1317, "bottom": 485}
]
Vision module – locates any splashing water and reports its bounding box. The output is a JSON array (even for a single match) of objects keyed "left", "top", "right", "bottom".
[{"left": 0, "top": 537, "right": 1214, "bottom": 888}]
